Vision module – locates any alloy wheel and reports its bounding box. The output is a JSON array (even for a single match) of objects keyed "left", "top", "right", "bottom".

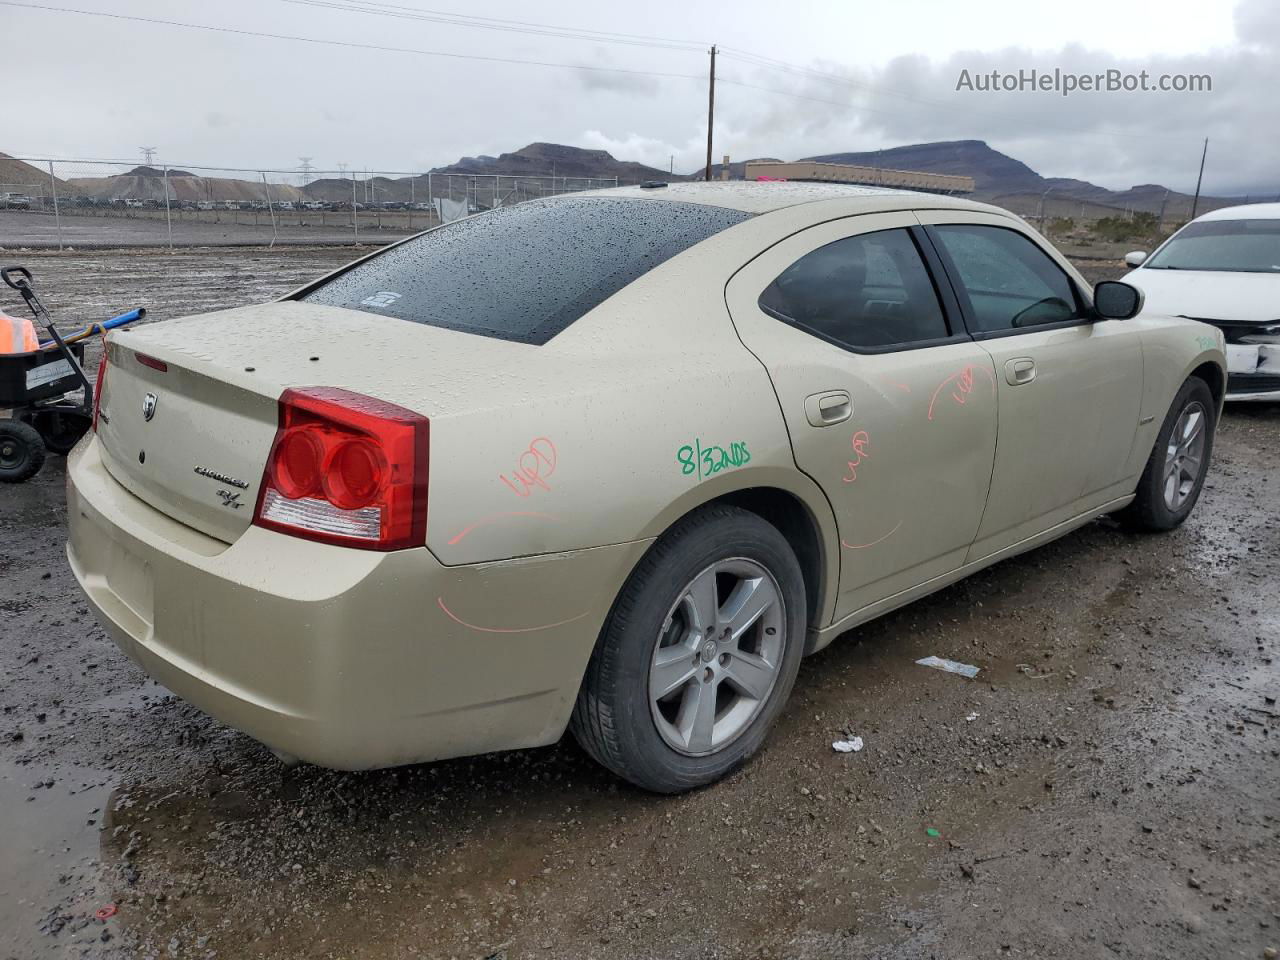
[
  {"left": 648, "top": 558, "right": 785, "bottom": 757},
  {"left": 1163, "top": 400, "right": 1207, "bottom": 511}
]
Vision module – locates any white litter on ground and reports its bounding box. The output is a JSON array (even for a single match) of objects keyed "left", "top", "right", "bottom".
[
  {"left": 965, "top": 712, "right": 979, "bottom": 722},
  {"left": 832, "top": 737, "right": 864, "bottom": 753},
  {"left": 916, "top": 656, "right": 981, "bottom": 678}
]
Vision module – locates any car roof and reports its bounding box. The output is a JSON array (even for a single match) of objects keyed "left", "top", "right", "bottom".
[
  {"left": 1195, "top": 202, "right": 1280, "bottom": 222},
  {"left": 570, "top": 181, "right": 1006, "bottom": 216}
]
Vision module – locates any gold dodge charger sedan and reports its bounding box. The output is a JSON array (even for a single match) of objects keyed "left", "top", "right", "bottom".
[{"left": 67, "top": 183, "right": 1225, "bottom": 792}]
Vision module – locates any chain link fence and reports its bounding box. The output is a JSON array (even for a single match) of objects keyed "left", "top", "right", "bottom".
[
  {"left": 0, "top": 158, "right": 621, "bottom": 250},
  {"left": 6, "top": 156, "right": 1277, "bottom": 253},
  {"left": 1001, "top": 188, "right": 1280, "bottom": 243}
]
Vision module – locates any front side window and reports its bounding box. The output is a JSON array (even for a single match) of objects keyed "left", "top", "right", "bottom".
[
  {"left": 299, "top": 197, "right": 752, "bottom": 345},
  {"left": 1144, "top": 218, "right": 1280, "bottom": 273},
  {"left": 931, "top": 225, "right": 1083, "bottom": 333},
  {"left": 758, "top": 228, "right": 950, "bottom": 350}
]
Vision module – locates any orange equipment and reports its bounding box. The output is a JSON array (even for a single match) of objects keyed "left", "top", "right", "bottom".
[{"left": 0, "top": 312, "right": 38, "bottom": 354}]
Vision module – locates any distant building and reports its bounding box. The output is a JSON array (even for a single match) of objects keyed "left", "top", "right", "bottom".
[{"left": 745, "top": 160, "right": 973, "bottom": 196}]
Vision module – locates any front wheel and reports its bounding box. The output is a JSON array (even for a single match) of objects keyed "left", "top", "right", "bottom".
[
  {"left": 571, "top": 505, "right": 807, "bottom": 793},
  {"left": 1120, "top": 376, "right": 1216, "bottom": 531}
]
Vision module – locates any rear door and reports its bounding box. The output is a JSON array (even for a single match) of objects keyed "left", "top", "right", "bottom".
[
  {"left": 726, "top": 213, "right": 997, "bottom": 623},
  {"left": 921, "top": 214, "right": 1144, "bottom": 559}
]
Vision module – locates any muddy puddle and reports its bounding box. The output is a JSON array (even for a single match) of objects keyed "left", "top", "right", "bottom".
[{"left": 0, "top": 759, "right": 116, "bottom": 956}]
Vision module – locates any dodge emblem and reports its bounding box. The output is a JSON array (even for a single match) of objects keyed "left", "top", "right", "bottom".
[{"left": 142, "top": 392, "right": 158, "bottom": 422}]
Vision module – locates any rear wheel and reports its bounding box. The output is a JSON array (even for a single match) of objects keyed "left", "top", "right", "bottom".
[
  {"left": 1120, "top": 376, "right": 1215, "bottom": 531},
  {"left": 0, "top": 419, "right": 46, "bottom": 483},
  {"left": 571, "top": 505, "right": 806, "bottom": 793}
]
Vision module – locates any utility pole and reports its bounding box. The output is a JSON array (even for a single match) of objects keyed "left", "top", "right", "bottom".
[
  {"left": 298, "top": 157, "right": 314, "bottom": 186},
  {"left": 704, "top": 45, "right": 716, "bottom": 182},
  {"left": 1190, "top": 138, "right": 1208, "bottom": 220},
  {"left": 140, "top": 146, "right": 157, "bottom": 166}
]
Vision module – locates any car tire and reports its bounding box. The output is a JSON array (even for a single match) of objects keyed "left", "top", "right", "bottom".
[
  {"left": 571, "top": 505, "right": 807, "bottom": 793},
  {"left": 0, "top": 419, "right": 47, "bottom": 483},
  {"left": 1120, "top": 376, "right": 1216, "bottom": 531}
]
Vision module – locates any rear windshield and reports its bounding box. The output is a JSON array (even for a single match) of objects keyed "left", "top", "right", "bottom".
[{"left": 298, "top": 197, "right": 752, "bottom": 344}]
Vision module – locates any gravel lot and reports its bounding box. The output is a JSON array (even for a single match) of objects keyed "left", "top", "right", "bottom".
[{"left": 1, "top": 248, "right": 1277, "bottom": 960}]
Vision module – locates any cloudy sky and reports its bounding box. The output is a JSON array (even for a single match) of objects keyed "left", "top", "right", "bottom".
[{"left": 7, "top": 0, "right": 1278, "bottom": 194}]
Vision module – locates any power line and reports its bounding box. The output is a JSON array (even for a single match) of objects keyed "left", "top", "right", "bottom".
[
  {"left": 0, "top": 1, "right": 704, "bottom": 82},
  {"left": 7, "top": 0, "right": 1204, "bottom": 148},
  {"left": 277, "top": 0, "right": 707, "bottom": 52},
  {"left": 308, "top": 0, "right": 707, "bottom": 47}
]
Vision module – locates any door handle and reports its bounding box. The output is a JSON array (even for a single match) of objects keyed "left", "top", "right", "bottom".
[
  {"left": 1004, "top": 357, "right": 1036, "bottom": 386},
  {"left": 804, "top": 390, "right": 852, "bottom": 426}
]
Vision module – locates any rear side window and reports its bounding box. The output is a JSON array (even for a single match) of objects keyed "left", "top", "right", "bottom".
[
  {"left": 930, "top": 225, "right": 1083, "bottom": 333},
  {"left": 299, "top": 197, "right": 751, "bottom": 344},
  {"left": 758, "top": 228, "right": 950, "bottom": 350}
]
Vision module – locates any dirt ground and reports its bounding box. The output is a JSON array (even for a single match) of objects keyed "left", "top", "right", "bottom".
[{"left": 1, "top": 248, "right": 1277, "bottom": 960}]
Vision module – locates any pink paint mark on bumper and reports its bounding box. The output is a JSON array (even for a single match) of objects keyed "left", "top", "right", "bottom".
[
  {"left": 840, "top": 519, "right": 903, "bottom": 550},
  {"left": 436, "top": 596, "right": 589, "bottom": 634},
  {"left": 446, "top": 511, "right": 562, "bottom": 546}
]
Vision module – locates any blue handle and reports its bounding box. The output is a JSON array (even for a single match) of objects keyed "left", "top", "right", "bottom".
[
  {"left": 39, "top": 307, "right": 146, "bottom": 348},
  {"left": 103, "top": 308, "right": 145, "bottom": 329}
]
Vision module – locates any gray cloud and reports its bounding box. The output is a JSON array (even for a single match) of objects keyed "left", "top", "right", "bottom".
[
  {"left": 5, "top": 0, "right": 1275, "bottom": 196},
  {"left": 575, "top": 66, "right": 660, "bottom": 95},
  {"left": 711, "top": 8, "right": 1280, "bottom": 194}
]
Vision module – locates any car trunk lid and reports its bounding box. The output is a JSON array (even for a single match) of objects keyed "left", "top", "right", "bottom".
[
  {"left": 95, "top": 300, "right": 542, "bottom": 544},
  {"left": 97, "top": 340, "right": 280, "bottom": 544}
]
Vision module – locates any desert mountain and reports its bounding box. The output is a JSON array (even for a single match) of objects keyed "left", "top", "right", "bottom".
[
  {"left": 796, "top": 140, "right": 1237, "bottom": 213},
  {"left": 432, "top": 142, "right": 677, "bottom": 183},
  {"left": 0, "top": 153, "right": 66, "bottom": 194}
]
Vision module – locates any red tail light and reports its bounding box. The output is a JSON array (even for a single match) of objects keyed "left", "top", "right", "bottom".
[
  {"left": 92, "top": 353, "right": 108, "bottom": 432},
  {"left": 253, "top": 387, "right": 429, "bottom": 551},
  {"left": 135, "top": 353, "right": 168, "bottom": 372}
]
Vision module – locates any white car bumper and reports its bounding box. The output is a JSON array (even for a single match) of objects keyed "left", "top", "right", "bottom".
[{"left": 1225, "top": 344, "right": 1280, "bottom": 401}]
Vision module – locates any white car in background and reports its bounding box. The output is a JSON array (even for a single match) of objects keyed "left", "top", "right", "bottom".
[{"left": 1125, "top": 203, "right": 1280, "bottom": 401}]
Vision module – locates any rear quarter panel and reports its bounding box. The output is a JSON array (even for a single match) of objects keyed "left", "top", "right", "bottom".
[{"left": 420, "top": 224, "right": 839, "bottom": 618}]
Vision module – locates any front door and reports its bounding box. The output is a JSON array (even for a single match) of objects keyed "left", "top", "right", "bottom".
[
  {"left": 921, "top": 214, "right": 1145, "bottom": 559},
  {"left": 726, "top": 213, "right": 998, "bottom": 623}
]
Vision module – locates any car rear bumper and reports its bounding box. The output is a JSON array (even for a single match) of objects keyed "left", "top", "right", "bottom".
[{"left": 67, "top": 435, "right": 648, "bottom": 770}]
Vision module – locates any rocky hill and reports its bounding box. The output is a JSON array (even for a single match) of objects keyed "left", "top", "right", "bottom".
[
  {"left": 796, "top": 140, "right": 1236, "bottom": 215},
  {"left": 0, "top": 153, "right": 65, "bottom": 195},
  {"left": 431, "top": 142, "right": 677, "bottom": 183}
]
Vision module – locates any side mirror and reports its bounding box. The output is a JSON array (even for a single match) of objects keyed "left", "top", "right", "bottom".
[
  {"left": 1093, "top": 280, "right": 1144, "bottom": 320},
  {"left": 1123, "top": 250, "right": 1148, "bottom": 268}
]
